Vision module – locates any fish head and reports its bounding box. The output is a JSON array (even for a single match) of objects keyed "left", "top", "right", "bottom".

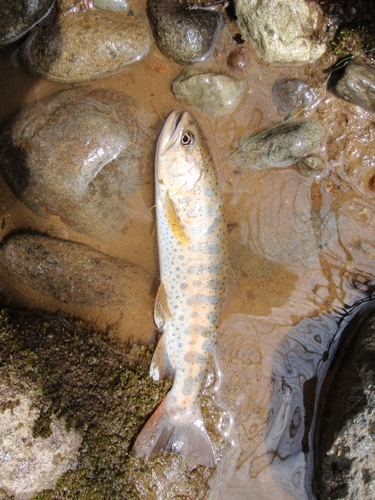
[{"left": 156, "top": 110, "right": 211, "bottom": 194}]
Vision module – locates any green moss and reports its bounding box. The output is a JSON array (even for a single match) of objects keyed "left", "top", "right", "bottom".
[
  {"left": 0, "top": 309, "right": 215, "bottom": 499},
  {"left": 331, "top": 25, "right": 375, "bottom": 57}
]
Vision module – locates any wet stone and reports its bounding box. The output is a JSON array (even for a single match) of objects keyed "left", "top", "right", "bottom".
[
  {"left": 330, "top": 61, "right": 375, "bottom": 113},
  {"left": 0, "top": 87, "right": 152, "bottom": 241},
  {"left": 227, "top": 46, "right": 250, "bottom": 71},
  {"left": 93, "top": 0, "right": 129, "bottom": 11},
  {"left": 58, "top": 0, "right": 129, "bottom": 12},
  {"left": 294, "top": 154, "right": 326, "bottom": 179},
  {"left": 315, "top": 305, "right": 375, "bottom": 499},
  {"left": 147, "top": 0, "right": 225, "bottom": 66},
  {"left": 234, "top": 0, "right": 326, "bottom": 63},
  {"left": 20, "top": 9, "right": 151, "bottom": 83},
  {"left": 233, "top": 120, "right": 325, "bottom": 170},
  {"left": 0, "top": 233, "right": 152, "bottom": 307},
  {"left": 272, "top": 78, "right": 317, "bottom": 113},
  {"left": 0, "top": 0, "right": 54, "bottom": 48},
  {"left": 172, "top": 69, "right": 248, "bottom": 117}
]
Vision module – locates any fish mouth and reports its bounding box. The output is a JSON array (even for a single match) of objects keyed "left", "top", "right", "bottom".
[{"left": 157, "top": 110, "right": 195, "bottom": 157}]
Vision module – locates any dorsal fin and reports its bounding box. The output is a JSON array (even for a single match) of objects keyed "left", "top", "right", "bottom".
[{"left": 162, "top": 192, "right": 188, "bottom": 245}]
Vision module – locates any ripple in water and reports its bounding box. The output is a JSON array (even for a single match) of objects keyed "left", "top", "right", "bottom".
[{"left": 210, "top": 276, "right": 375, "bottom": 499}]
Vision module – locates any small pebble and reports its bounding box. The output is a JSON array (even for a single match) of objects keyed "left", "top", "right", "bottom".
[
  {"left": 295, "top": 155, "right": 325, "bottom": 178},
  {"left": 272, "top": 78, "right": 317, "bottom": 113},
  {"left": 227, "top": 46, "right": 249, "bottom": 71}
]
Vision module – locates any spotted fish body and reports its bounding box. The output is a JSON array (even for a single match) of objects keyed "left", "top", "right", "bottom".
[{"left": 132, "top": 110, "right": 230, "bottom": 467}]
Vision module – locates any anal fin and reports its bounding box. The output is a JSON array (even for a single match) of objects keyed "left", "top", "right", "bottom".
[{"left": 150, "top": 333, "right": 174, "bottom": 381}]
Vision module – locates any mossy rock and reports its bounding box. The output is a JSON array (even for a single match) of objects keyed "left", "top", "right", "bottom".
[{"left": 0, "top": 309, "right": 214, "bottom": 499}]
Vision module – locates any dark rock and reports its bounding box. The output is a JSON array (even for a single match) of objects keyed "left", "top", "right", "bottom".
[
  {"left": 0, "top": 0, "right": 54, "bottom": 48},
  {"left": 0, "top": 234, "right": 152, "bottom": 307},
  {"left": 314, "top": 304, "right": 375, "bottom": 499},
  {"left": 232, "top": 120, "right": 325, "bottom": 170},
  {"left": 0, "top": 87, "right": 152, "bottom": 241},
  {"left": 272, "top": 78, "right": 317, "bottom": 113},
  {"left": 330, "top": 61, "right": 375, "bottom": 113},
  {"left": 21, "top": 9, "right": 151, "bottom": 82},
  {"left": 147, "top": 0, "right": 225, "bottom": 66}
]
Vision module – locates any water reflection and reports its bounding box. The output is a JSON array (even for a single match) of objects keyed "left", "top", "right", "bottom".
[{"left": 212, "top": 276, "right": 375, "bottom": 499}]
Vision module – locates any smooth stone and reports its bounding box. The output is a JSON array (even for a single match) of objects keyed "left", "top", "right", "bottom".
[
  {"left": 94, "top": 0, "right": 129, "bottom": 11},
  {"left": 0, "top": 0, "right": 54, "bottom": 48},
  {"left": 0, "top": 87, "right": 151, "bottom": 241},
  {"left": 147, "top": 0, "right": 225, "bottom": 66},
  {"left": 272, "top": 78, "right": 317, "bottom": 113},
  {"left": 227, "top": 46, "right": 250, "bottom": 71},
  {"left": 314, "top": 305, "right": 375, "bottom": 499},
  {"left": 21, "top": 10, "right": 151, "bottom": 82},
  {"left": 172, "top": 69, "right": 248, "bottom": 117},
  {"left": 58, "top": 0, "right": 129, "bottom": 12},
  {"left": 294, "top": 154, "right": 325, "bottom": 179},
  {"left": 0, "top": 234, "right": 152, "bottom": 307},
  {"left": 330, "top": 61, "right": 375, "bottom": 113},
  {"left": 234, "top": 120, "right": 325, "bottom": 170},
  {"left": 234, "top": 0, "right": 326, "bottom": 63}
]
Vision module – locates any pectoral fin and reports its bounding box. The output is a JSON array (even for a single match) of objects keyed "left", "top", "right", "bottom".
[{"left": 163, "top": 192, "right": 188, "bottom": 245}]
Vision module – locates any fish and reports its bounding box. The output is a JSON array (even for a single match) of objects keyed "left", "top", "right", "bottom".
[{"left": 132, "top": 109, "right": 230, "bottom": 467}]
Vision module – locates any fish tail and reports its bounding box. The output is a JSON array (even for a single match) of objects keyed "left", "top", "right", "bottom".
[{"left": 132, "top": 398, "right": 215, "bottom": 467}]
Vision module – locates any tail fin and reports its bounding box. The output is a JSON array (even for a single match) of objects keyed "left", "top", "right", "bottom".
[{"left": 132, "top": 399, "right": 215, "bottom": 467}]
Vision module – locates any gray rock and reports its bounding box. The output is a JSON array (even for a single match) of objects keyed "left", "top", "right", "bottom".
[
  {"left": 93, "top": 0, "right": 129, "bottom": 11},
  {"left": 0, "top": 365, "right": 82, "bottom": 499},
  {"left": 147, "top": 0, "right": 225, "bottom": 66},
  {"left": 272, "top": 78, "right": 317, "bottom": 113},
  {"left": 58, "top": 0, "right": 129, "bottom": 12},
  {"left": 21, "top": 9, "right": 151, "bottom": 82},
  {"left": 233, "top": 120, "right": 325, "bottom": 170},
  {"left": 172, "top": 69, "right": 248, "bottom": 117},
  {"left": 234, "top": 0, "right": 326, "bottom": 63},
  {"left": 0, "top": 87, "right": 152, "bottom": 241},
  {"left": 0, "top": 234, "right": 152, "bottom": 307},
  {"left": 315, "top": 305, "right": 375, "bottom": 499},
  {"left": 330, "top": 61, "right": 375, "bottom": 113},
  {"left": 0, "top": 0, "right": 54, "bottom": 48}
]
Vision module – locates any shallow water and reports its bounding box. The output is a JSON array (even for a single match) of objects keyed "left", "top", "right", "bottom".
[{"left": 1, "top": 2, "right": 375, "bottom": 498}]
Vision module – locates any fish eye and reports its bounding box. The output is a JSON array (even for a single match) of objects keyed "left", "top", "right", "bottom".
[{"left": 181, "top": 131, "right": 194, "bottom": 147}]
